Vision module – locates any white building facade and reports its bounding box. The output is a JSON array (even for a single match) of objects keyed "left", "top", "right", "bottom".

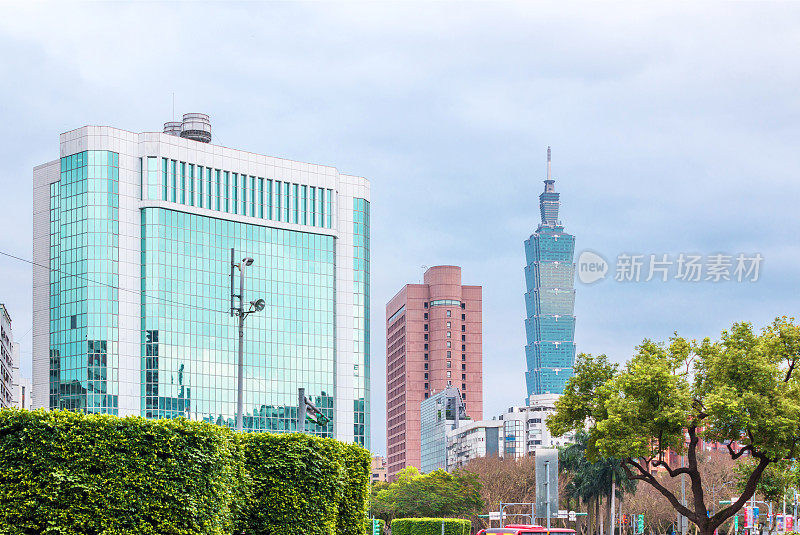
[
  {"left": 1, "top": 304, "right": 14, "bottom": 408},
  {"left": 446, "top": 393, "right": 572, "bottom": 469},
  {"left": 32, "top": 116, "right": 370, "bottom": 446}
]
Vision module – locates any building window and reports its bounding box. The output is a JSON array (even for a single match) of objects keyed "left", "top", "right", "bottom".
[
  {"left": 424, "top": 363, "right": 428, "bottom": 370},
  {"left": 446, "top": 321, "right": 451, "bottom": 328},
  {"left": 462, "top": 384, "right": 467, "bottom": 391},
  {"left": 70, "top": 315, "right": 77, "bottom": 329},
  {"left": 424, "top": 373, "right": 428, "bottom": 380},
  {"left": 424, "top": 312, "right": 428, "bottom": 320},
  {"left": 462, "top": 335, "right": 466, "bottom": 341},
  {"left": 462, "top": 344, "right": 466, "bottom": 351},
  {"left": 446, "top": 351, "right": 451, "bottom": 357},
  {"left": 461, "top": 354, "right": 466, "bottom": 360},
  {"left": 461, "top": 325, "right": 466, "bottom": 331},
  {"left": 461, "top": 363, "right": 466, "bottom": 370},
  {"left": 446, "top": 332, "right": 451, "bottom": 338},
  {"left": 461, "top": 303, "right": 466, "bottom": 309},
  {"left": 424, "top": 324, "right": 428, "bottom": 331},
  {"left": 424, "top": 302, "right": 428, "bottom": 309},
  {"left": 447, "top": 361, "right": 451, "bottom": 368},
  {"left": 424, "top": 344, "right": 428, "bottom": 350},
  {"left": 447, "top": 371, "right": 451, "bottom": 378},
  {"left": 425, "top": 393, "right": 429, "bottom": 399},
  {"left": 424, "top": 382, "right": 429, "bottom": 390},
  {"left": 462, "top": 313, "right": 466, "bottom": 320},
  {"left": 446, "top": 310, "right": 451, "bottom": 317},
  {"left": 424, "top": 334, "right": 428, "bottom": 340},
  {"left": 461, "top": 374, "right": 466, "bottom": 380},
  {"left": 446, "top": 341, "right": 451, "bottom": 348},
  {"left": 424, "top": 353, "right": 428, "bottom": 360}
]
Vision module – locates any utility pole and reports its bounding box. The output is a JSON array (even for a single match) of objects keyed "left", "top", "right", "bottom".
[
  {"left": 230, "top": 248, "right": 265, "bottom": 432},
  {"left": 610, "top": 471, "right": 616, "bottom": 535}
]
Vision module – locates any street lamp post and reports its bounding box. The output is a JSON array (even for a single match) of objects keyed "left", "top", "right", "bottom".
[{"left": 230, "top": 248, "right": 265, "bottom": 432}]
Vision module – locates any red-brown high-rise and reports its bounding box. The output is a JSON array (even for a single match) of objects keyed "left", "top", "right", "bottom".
[{"left": 385, "top": 265, "right": 483, "bottom": 480}]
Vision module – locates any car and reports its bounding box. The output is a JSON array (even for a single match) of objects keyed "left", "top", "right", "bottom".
[{"left": 477, "top": 525, "right": 577, "bottom": 535}]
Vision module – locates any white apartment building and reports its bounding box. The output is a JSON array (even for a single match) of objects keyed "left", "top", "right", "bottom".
[
  {"left": 446, "top": 393, "right": 573, "bottom": 469},
  {"left": 1, "top": 304, "right": 14, "bottom": 407}
]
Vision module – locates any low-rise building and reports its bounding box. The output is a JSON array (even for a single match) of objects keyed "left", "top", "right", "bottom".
[
  {"left": 371, "top": 455, "right": 388, "bottom": 484},
  {"left": 1, "top": 304, "right": 14, "bottom": 408},
  {"left": 420, "top": 385, "right": 467, "bottom": 473},
  {"left": 445, "top": 393, "right": 573, "bottom": 469}
]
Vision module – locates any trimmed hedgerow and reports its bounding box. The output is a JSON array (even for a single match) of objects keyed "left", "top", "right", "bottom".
[
  {"left": 0, "top": 409, "right": 371, "bottom": 535},
  {"left": 0, "top": 408, "right": 243, "bottom": 534},
  {"left": 338, "top": 442, "right": 372, "bottom": 535},
  {"left": 391, "top": 518, "right": 472, "bottom": 535}
]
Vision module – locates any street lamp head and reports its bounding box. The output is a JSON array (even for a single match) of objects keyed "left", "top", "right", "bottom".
[
  {"left": 252, "top": 299, "right": 266, "bottom": 312},
  {"left": 242, "top": 257, "right": 254, "bottom": 266}
]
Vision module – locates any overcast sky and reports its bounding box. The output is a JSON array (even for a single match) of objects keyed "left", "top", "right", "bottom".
[{"left": 1, "top": 2, "right": 798, "bottom": 455}]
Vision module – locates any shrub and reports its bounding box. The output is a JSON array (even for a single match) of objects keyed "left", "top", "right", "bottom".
[
  {"left": 0, "top": 409, "right": 371, "bottom": 535},
  {"left": 338, "top": 443, "right": 372, "bottom": 535},
  {"left": 391, "top": 518, "right": 471, "bottom": 535},
  {"left": 241, "top": 432, "right": 344, "bottom": 535},
  {"left": 0, "top": 408, "right": 242, "bottom": 534}
]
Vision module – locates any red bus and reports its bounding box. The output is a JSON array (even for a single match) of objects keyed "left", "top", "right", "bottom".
[{"left": 477, "top": 525, "right": 577, "bottom": 535}]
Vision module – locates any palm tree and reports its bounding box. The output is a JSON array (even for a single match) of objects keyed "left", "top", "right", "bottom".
[{"left": 561, "top": 431, "right": 636, "bottom": 535}]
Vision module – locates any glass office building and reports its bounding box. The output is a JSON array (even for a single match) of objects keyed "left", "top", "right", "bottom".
[
  {"left": 523, "top": 150, "right": 575, "bottom": 397},
  {"left": 32, "top": 119, "right": 370, "bottom": 447},
  {"left": 420, "top": 385, "right": 466, "bottom": 473}
]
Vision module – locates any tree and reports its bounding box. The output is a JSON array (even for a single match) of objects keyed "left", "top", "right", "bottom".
[
  {"left": 561, "top": 431, "right": 636, "bottom": 535},
  {"left": 548, "top": 318, "right": 800, "bottom": 535},
  {"left": 370, "top": 466, "right": 483, "bottom": 523},
  {"left": 461, "top": 455, "right": 537, "bottom": 529}
]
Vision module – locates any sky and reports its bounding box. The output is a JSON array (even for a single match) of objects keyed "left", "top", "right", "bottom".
[{"left": 0, "top": 2, "right": 799, "bottom": 455}]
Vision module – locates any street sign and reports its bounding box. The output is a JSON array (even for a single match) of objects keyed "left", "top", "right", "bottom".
[
  {"left": 556, "top": 510, "right": 569, "bottom": 519},
  {"left": 489, "top": 512, "right": 502, "bottom": 521},
  {"left": 536, "top": 449, "right": 559, "bottom": 524},
  {"left": 569, "top": 511, "right": 577, "bottom": 522}
]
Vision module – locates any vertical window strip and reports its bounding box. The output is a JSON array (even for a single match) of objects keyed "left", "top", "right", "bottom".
[
  {"left": 188, "top": 164, "right": 195, "bottom": 206},
  {"left": 258, "top": 178, "right": 264, "bottom": 218},
  {"left": 215, "top": 170, "right": 221, "bottom": 211},
  {"left": 171, "top": 160, "right": 177, "bottom": 203},
  {"left": 275, "top": 180, "right": 282, "bottom": 221},
  {"left": 224, "top": 171, "right": 230, "bottom": 212},
  {"left": 319, "top": 188, "right": 325, "bottom": 228},
  {"left": 207, "top": 168, "right": 212, "bottom": 209},
  {"left": 267, "top": 179, "right": 273, "bottom": 220},
  {"left": 310, "top": 186, "right": 316, "bottom": 226},
  {"left": 251, "top": 177, "right": 257, "bottom": 217},
  {"left": 162, "top": 158, "right": 168, "bottom": 201},
  {"left": 147, "top": 157, "right": 159, "bottom": 201},
  {"left": 241, "top": 174, "right": 247, "bottom": 215},
  {"left": 180, "top": 162, "right": 186, "bottom": 204},
  {"left": 292, "top": 183, "right": 299, "bottom": 224},
  {"left": 232, "top": 173, "right": 238, "bottom": 214},
  {"left": 198, "top": 166, "right": 204, "bottom": 208},
  {"left": 301, "top": 185, "right": 307, "bottom": 225},
  {"left": 284, "top": 182, "right": 290, "bottom": 222},
  {"left": 326, "top": 188, "right": 333, "bottom": 228}
]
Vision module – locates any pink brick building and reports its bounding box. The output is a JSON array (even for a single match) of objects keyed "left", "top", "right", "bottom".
[{"left": 385, "top": 266, "right": 483, "bottom": 480}]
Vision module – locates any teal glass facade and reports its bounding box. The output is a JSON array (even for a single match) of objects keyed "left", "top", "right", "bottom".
[
  {"left": 49, "top": 151, "right": 120, "bottom": 413},
  {"left": 36, "top": 130, "right": 369, "bottom": 445},
  {"left": 140, "top": 207, "right": 335, "bottom": 434},
  {"left": 353, "top": 198, "right": 369, "bottom": 447},
  {"left": 523, "top": 178, "right": 576, "bottom": 396}
]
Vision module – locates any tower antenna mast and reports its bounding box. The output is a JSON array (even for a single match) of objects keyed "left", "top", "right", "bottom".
[{"left": 547, "top": 146, "right": 551, "bottom": 180}]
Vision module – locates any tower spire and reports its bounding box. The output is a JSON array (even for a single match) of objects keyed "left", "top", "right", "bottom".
[{"left": 547, "top": 146, "right": 551, "bottom": 180}]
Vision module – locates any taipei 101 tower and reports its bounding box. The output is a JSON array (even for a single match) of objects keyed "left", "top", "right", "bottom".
[{"left": 522, "top": 148, "right": 576, "bottom": 397}]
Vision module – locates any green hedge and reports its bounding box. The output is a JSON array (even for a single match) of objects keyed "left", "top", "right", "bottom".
[
  {"left": 391, "top": 518, "right": 471, "bottom": 535},
  {"left": 0, "top": 409, "right": 370, "bottom": 535},
  {"left": 338, "top": 443, "right": 372, "bottom": 535}
]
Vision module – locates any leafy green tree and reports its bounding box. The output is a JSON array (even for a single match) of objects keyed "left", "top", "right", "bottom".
[
  {"left": 548, "top": 318, "right": 800, "bottom": 535},
  {"left": 370, "top": 467, "right": 483, "bottom": 523},
  {"left": 561, "top": 431, "right": 635, "bottom": 535}
]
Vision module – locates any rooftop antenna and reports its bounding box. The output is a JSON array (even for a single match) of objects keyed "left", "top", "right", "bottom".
[{"left": 547, "top": 146, "right": 551, "bottom": 180}]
